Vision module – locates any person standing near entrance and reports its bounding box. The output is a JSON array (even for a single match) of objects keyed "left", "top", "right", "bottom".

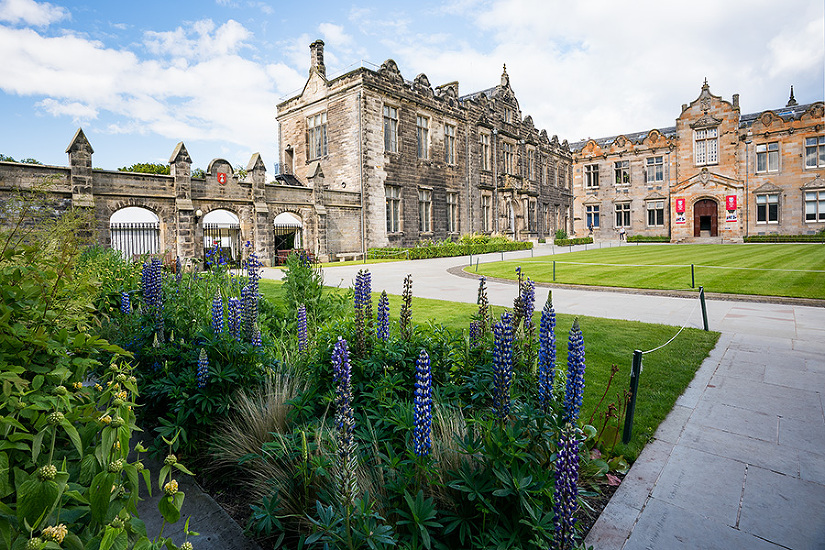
[{"left": 619, "top": 227, "right": 626, "bottom": 241}]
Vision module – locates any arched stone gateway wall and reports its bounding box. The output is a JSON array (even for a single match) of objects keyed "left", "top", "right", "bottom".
[{"left": 0, "top": 129, "right": 362, "bottom": 265}]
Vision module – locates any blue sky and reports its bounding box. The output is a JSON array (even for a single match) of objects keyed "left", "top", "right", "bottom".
[{"left": 1, "top": 0, "right": 823, "bottom": 173}]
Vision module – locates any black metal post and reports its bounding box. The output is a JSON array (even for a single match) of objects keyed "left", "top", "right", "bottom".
[
  {"left": 553, "top": 260, "right": 556, "bottom": 282},
  {"left": 699, "top": 286, "right": 709, "bottom": 331},
  {"left": 622, "top": 349, "right": 644, "bottom": 445},
  {"left": 691, "top": 264, "right": 695, "bottom": 289}
]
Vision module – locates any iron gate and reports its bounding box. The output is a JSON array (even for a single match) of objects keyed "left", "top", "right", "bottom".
[
  {"left": 204, "top": 223, "right": 241, "bottom": 265},
  {"left": 110, "top": 222, "right": 160, "bottom": 258}
]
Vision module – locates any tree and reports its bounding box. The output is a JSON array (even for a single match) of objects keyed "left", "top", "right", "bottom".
[{"left": 118, "top": 162, "right": 170, "bottom": 175}]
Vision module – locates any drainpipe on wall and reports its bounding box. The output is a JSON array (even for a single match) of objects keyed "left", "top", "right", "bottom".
[
  {"left": 466, "top": 126, "right": 471, "bottom": 234},
  {"left": 493, "top": 129, "right": 499, "bottom": 232},
  {"left": 359, "top": 91, "right": 366, "bottom": 260},
  {"left": 745, "top": 138, "right": 751, "bottom": 239}
]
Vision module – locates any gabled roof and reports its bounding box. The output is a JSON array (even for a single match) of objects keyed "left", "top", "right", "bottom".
[
  {"left": 739, "top": 102, "right": 819, "bottom": 128},
  {"left": 569, "top": 127, "right": 677, "bottom": 153}
]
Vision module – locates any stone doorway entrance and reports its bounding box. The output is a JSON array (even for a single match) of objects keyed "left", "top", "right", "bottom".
[{"left": 693, "top": 199, "right": 718, "bottom": 237}]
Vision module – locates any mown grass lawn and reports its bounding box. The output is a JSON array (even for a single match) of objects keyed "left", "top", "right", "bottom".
[
  {"left": 473, "top": 243, "right": 825, "bottom": 299},
  {"left": 259, "top": 279, "right": 719, "bottom": 461}
]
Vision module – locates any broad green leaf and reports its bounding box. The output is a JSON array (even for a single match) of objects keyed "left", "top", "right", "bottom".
[
  {"left": 89, "top": 471, "right": 116, "bottom": 524},
  {"left": 158, "top": 494, "right": 180, "bottom": 524},
  {"left": 16, "top": 477, "right": 59, "bottom": 529},
  {"left": 0, "top": 452, "right": 10, "bottom": 499},
  {"left": 60, "top": 418, "right": 83, "bottom": 459}
]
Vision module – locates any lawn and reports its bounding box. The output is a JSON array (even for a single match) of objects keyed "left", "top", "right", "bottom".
[
  {"left": 473, "top": 243, "right": 825, "bottom": 299},
  {"left": 259, "top": 279, "right": 720, "bottom": 460}
]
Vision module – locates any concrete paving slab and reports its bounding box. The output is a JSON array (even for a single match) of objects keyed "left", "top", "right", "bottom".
[
  {"left": 764, "top": 361, "right": 825, "bottom": 392},
  {"left": 739, "top": 465, "right": 825, "bottom": 550},
  {"left": 703, "top": 375, "right": 823, "bottom": 420},
  {"left": 652, "top": 404, "right": 692, "bottom": 444},
  {"left": 607, "top": 439, "right": 673, "bottom": 511},
  {"left": 583, "top": 499, "right": 637, "bottom": 550},
  {"left": 690, "top": 401, "right": 779, "bottom": 442},
  {"left": 778, "top": 415, "right": 825, "bottom": 455},
  {"left": 650, "top": 446, "right": 745, "bottom": 527},
  {"left": 799, "top": 449, "right": 825, "bottom": 485},
  {"left": 622, "top": 497, "right": 777, "bottom": 550}
]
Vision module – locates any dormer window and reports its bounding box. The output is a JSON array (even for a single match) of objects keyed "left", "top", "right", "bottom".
[{"left": 694, "top": 128, "right": 718, "bottom": 166}]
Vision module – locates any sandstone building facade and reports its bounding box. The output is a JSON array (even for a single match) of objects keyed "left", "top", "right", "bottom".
[
  {"left": 276, "top": 40, "right": 574, "bottom": 251},
  {"left": 571, "top": 81, "right": 825, "bottom": 241}
]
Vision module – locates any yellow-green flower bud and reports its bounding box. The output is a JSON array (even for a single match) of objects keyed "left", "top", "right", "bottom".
[
  {"left": 135, "top": 461, "right": 144, "bottom": 472},
  {"left": 37, "top": 464, "right": 57, "bottom": 481},
  {"left": 25, "top": 537, "right": 43, "bottom": 550},
  {"left": 128, "top": 376, "right": 137, "bottom": 384},
  {"left": 111, "top": 416, "right": 125, "bottom": 428},
  {"left": 108, "top": 459, "right": 124, "bottom": 473},
  {"left": 181, "top": 542, "right": 194, "bottom": 550},
  {"left": 47, "top": 412, "right": 64, "bottom": 426},
  {"left": 116, "top": 374, "right": 127, "bottom": 383},
  {"left": 163, "top": 479, "right": 179, "bottom": 495},
  {"left": 164, "top": 454, "right": 177, "bottom": 466},
  {"left": 112, "top": 398, "right": 124, "bottom": 407},
  {"left": 100, "top": 413, "right": 112, "bottom": 424},
  {"left": 53, "top": 385, "right": 68, "bottom": 396},
  {"left": 14, "top": 400, "right": 26, "bottom": 410},
  {"left": 41, "top": 524, "right": 67, "bottom": 543},
  {"left": 110, "top": 516, "right": 124, "bottom": 529}
]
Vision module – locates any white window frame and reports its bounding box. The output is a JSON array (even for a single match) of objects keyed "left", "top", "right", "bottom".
[
  {"left": 416, "top": 115, "right": 429, "bottom": 159},
  {"left": 445, "top": 124, "right": 456, "bottom": 164},
  {"left": 615, "top": 202, "right": 631, "bottom": 227},
  {"left": 694, "top": 128, "right": 718, "bottom": 166},
  {"left": 385, "top": 185, "right": 401, "bottom": 233},
  {"left": 481, "top": 195, "right": 491, "bottom": 232},
  {"left": 614, "top": 160, "right": 630, "bottom": 185},
  {"left": 756, "top": 142, "right": 779, "bottom": 173},
  {"left": 306, "top": 112, "right": 328, "bottom": 160},
  {"left": 646, "top": 200, "right": 664, "bottom": 227},
  {"left": 804, "top": 190, "right": 825, "bottom": 222},
  {"left": 646, "top": 156, "right": 664, "bottom": 184},
  {"left": 585, "top": 164, "right": 599, "bottom": 188},
  {"left": 480, "top": 132, "right": 491, "bottom": 171},
  {"left": 805, "top": 136, "right": 825, "bottom": 169},
  {"left": 383, "top": 105, "right": 398, "bottom": 153},
  {"left": 418, "top": 188, "right": 432, "bottom": 232},
  {"left": 585, "top": 204, "right": 600, "bottom": 228},
  {"left": 756, "top": 193, "right": 779, "bottom": 224},
  {"left": 447, "top": 192, "right": 458, "bottom": 233}
]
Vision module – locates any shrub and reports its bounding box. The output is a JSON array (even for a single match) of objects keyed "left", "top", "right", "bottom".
[
  {"left": 626, "top": 235, "right": 671, "bottom": 243},
  {"left": 744, "top": 234, "right": 825, "bottom": 243},
  {"left": 554, "top": 237, "right": 593, "bottom": 246},
  {"left": 368, "top": 236, "right": 531, "bottom": 261}
]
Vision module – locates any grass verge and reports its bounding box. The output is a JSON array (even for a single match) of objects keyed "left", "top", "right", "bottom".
[
  {"left": 259, "top": 279, "right": 719, "bottom": 461},
  {"left": 474, "top": 243, "right": 825, "bottom": 299}
]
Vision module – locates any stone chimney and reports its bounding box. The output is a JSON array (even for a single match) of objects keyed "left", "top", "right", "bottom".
[
  {"left": 732, "top": 93, "right": 739, "bottom": 109},
  {"left": 787, "top": 85, "right": 798, "bottom": 107},
  {"left": 310, "top": 40, "right": 326, "bottom": 78}
]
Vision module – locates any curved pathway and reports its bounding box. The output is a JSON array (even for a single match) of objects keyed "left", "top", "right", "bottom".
[{"left": 275, "top": 243, "right": 825, "bottom": 550}]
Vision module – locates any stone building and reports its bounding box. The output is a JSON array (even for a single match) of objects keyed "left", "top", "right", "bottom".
[
  {"left": 276, "top": 40, "right": 574, "bottom": 251},
  {"left": 571, "top": 81, "right": 825, "bottom": 241}
]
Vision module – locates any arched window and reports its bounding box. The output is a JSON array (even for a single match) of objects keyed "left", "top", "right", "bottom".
[
  {"left": 203, "top": 209, "right": 241, "bottom": 264},
  {"left": 273, "top": 212, "right": 303, "bottom": 251},
  {"left": 109, "top": 207, "right": 159, "bottom": 258}
]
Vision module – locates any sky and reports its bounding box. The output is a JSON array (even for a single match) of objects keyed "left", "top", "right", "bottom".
[{"left": 1, "top": 0, "right": 823, "bottom": 173}]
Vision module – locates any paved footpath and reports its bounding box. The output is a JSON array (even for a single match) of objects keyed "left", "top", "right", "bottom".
[{"left": 271, "top": 243, "right": 825, "bottom": 550}]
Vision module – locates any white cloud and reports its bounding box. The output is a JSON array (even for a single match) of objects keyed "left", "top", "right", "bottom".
[
  {"left": 0, "top": 0, "right": 68, "bottom": 26},
  {"left": 144, "top": 19, "right": 251, "bottom": 60},
  {"left": 36, "top": 98, "right": 97, "bottom": 121}
]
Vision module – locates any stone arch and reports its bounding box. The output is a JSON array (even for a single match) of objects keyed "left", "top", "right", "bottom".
[
  {"left": 692, "top": 197, "right": 719, "bottom": 237},
  {"left": 109, "top": 205, "right": 161, "bottom": 258},
  {"left": 273, "top": 210, "right": 303, "bottom": 251},
  {"left": 202, "top": 208, "right": 242, "bottom": 263}
]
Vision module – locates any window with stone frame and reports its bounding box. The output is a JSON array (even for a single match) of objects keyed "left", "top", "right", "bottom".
[
  {"left": 585, "top": 164, "right": 600, "bottom": 188},
  {"left": 694, "top": 128, "right": 718, "bottom": 166},
  {"left": 418, "top": 188, "right": 432, "bottom": 232},
  {"left": 559, "top": 162, "right": 568, "bottom": 188},
  {"left": 528, "top": 149, "right": 536, "bottom": 180},
  {"left": 805, "top": 136, "right": 825, "bottom": 168},
  {"left": 503, "top": 142, "right": 514, "bottom": 174},
  {"left": 504, "top": 107, "right": 513, "bottom": 123},
  {"left": 447, "top": 192, "right": 458, "bottom": 233},
  {"left": 385, "top": 185, "right": 401, "bottom": 233},
  {"left": 445, "top": 124, "right": 456, "bottom": 164},
  {"left": 756, "top": 142, "right": 779, "bottom": 173},
  {"left": 529, "top": 200, "right": 537, "bottom": 231},
  {"left": 804, "top": 190, "right": 825, "bottom": 222},
  {"left": 756, "top": 193, "right": 779, "bottom": 224},
  {"left": 383, "top": 105, "right": 398, "bottom": 153},
  {"left": 306, "top": 112, "right": 328, "bottom": 160},
  {"left": 480, "top": 132, "right": 491, "bottom": 170},
  {"left": 646, "top": 156, "right": 664, "bottom": 183},
  {"left": 585, "top": 204, "right": 599, "bottom": 228},
  {"left": 416, "top": 115, "right": 429, "bottom": 159},
  {"left": 481, "top": 195, "right": 492, "bottom": 232},
  {"left": 646, "top": 200, "right": 664, "bottom": 227},
  {"left": 614, "top": 160, "right": 630, "bottom": 185},
  {"left": 615, "top": 202, "right": 631, "bottom": 227},
  {"left": 543, "top": 204, "right": 550, "bottom": 234}
]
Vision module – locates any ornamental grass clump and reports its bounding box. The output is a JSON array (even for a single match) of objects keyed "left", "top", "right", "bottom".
[
  {"left": 537, "top": 293, "right": 557, "bottom": 412},
  {"left": 413, "top": 349, "right": 433, "bottom": 458},
  {"left": 376, "top": 291, "right": 390, "bottom": 342},
  {"left": 552, "top": 424, "right": 580, "bottom": 550},
  {"left": 563, "top": 318, "right": 586, "bottom": 424},
  {"left": 332, "top": 337, "right": 358, "bottom": 506},
  {"left": 492, "top": 312, "right": 514, "bottom": 420}
]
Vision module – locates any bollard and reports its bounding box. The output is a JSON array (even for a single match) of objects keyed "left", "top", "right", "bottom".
[
  {"left": 531, "top": 247, "right": 534, "bottom": 257},
  {"left": 699, "top": 286, "right": 709, "bottom": 331},
  {"left": 475, "top": 258, "right": 479, "bottom": 272},
  {"left": 622, "top": 350, "right": 644, "bottom": 445},
  {"left": 691, "top": 264, "right": 695, "bottom": 288},
  {"left": 501, "top": 252, "right": 504, "bottom": 261},
  {"left": 553, "top": 260, "right": 556, "bottom": 282}
]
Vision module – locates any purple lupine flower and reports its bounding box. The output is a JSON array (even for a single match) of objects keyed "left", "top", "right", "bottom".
[
  {"left": 227, "top": 297, "right": 242, "bottom": 341},
  {"left": 251, "top": 326, "right": 262, "bottom": 347},
  {"left": 469, "top": 320, "right": 480, "bottom": 347},
  {"left": 477, "top": 276, "right": 489, "bottom": 338},
  {"left": 142, "top": 258, "right": 164, "bottom": 336},
  {"left": 362, "top": 270, "right": 372, "bottom": 323},
  {"left": 196, "top": 348, "right": 209, "bottom": 388},
  {"left": 537, "top": 294, "right": 557, "bottom": 412},
  {"left": 492, "top": 312, "right": 514, "bottom": 420},
  {"left": 175, "top": 256, "right": 182, "bottom": 284},
  {"left": 552, "top": 425, "right": 580, "bottom": 550},
  {"left": 376, "top": 291, "right": 390, "bottom": 342},
  {"left": 331, "top": 337, "right": 358, "bottom": 505},
  {"left": 242, "top": 284, "right": 257, "bottom": 341},
  {"left": 297, "top": 304, "right": 308, "bottom": 351},
  {"left": 211, "top": 291, "right": 224, "bottom": 335},
  {"left": 522, "top": 277, "right": 536, "bottom": 333},
  {"left": 413, "top": 349, "right": 432, "bottom": 458},
  {"left": 563, "top": 319, "right": 586, "bottom": 424},
  {"left": 120, "top": 292, "right": 131, "bottom": 314},
  {"left": 247, "top": 251, "right": 260, "bottom": 295}
]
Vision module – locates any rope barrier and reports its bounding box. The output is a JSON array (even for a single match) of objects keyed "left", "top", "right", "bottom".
[{"left": 641, "top": 297, "right": 700, "bottom": 355}]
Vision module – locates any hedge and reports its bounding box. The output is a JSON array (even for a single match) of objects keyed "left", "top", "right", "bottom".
[
  {"left": 627, "top": 235, "right": 671, "bottom": 243},
  {"left": 553, "top": 237, "right": 593, "bottom": 246},
  {"left": 368, "top": 240, "right": 532, "bottom": 260},
  {"left": 744, "top": 234, "right": 825, "bottom": 243}
]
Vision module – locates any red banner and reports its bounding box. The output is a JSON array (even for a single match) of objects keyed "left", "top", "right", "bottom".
[
  {"left": 217, "top": 172, "right": 227, "bottom": 185},
  {"left": 675, "top": 198, "right": 685, "bottom": 213},
  {"left": 726, "top": 195, "right": 737, "bottom": 210}
]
